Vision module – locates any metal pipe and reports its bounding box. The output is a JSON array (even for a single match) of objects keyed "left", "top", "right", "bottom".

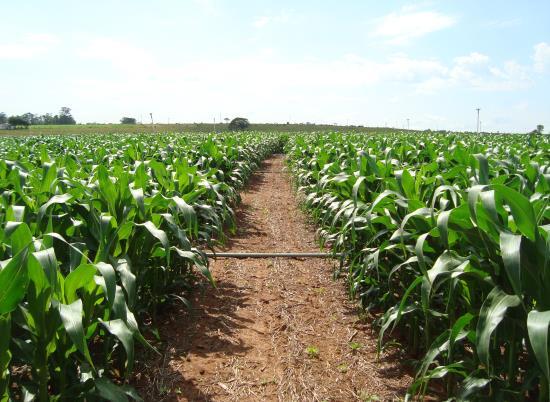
[{"left": 204, "top": 252, "right": 341, "bottom": 259}]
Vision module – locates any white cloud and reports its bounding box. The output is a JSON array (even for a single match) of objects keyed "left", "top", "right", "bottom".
[
  {"left": 77, "top": 38, "right": 155, "bottom": 77},
  {"left": 454, "top": 52, "right": 489, "bottom": 65},
  {"left": 417, "top": 53, "right": 532, "bottom": 93},
  {"left": 253, "top": 16, "right": 271, "bottom": 28},
  {"left": 0, "top": 33, "right": 59, "bottom": 60},
  {"left": 533, "top": 42, "right": 550, "bottom": 73},
  {"left": 371, "top": 9, "right": 456, "bottom": 44},
  {"left": 64, "top": 37, "right": 543, "bottom": 128},
  {"left": 192, "top": 0, "right": 221, "bottom": 16},
  {"left": 484, "top": 18, "right": 521, "bottom": 29},
  {"left": 70, "top": 40, "right": 530, "bottom": 108},
  {"left": 252, "top": 11, "right": 291, "bottom": 28}
]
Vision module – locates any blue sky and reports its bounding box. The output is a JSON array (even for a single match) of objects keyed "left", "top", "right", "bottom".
[{"left": 1, "top": 0, "right": 549, "bottom": 132}]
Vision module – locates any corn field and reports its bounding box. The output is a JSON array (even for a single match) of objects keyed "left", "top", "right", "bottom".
[
  {"left": 1, "top": 130, "right": 549, "bottom": 400},
  {"left": 0, "top": 133, "right": 284, "bottom": 400},
  {"left": 286, "top": 132, "right": 550, "bottom": 400}
]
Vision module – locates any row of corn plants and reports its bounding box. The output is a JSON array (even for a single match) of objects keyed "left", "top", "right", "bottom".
[
  {"left": 286, "top": 132, "right": 550, "bottom": 401},
  {"left": 0, "top": 132, "right": 284, "bottom": 401}
]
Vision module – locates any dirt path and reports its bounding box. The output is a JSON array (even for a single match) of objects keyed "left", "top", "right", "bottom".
[{"left": 137, "top": 155, "right": 411, "bottom": 401}]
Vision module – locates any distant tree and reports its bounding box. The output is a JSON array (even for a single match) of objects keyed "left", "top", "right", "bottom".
[
  {"left": 529, "top": 125, "right": 545, "bottom": 136},
  {"left": 224, "top": 117, "right": 230, "bottom": 124},
  {"left": 228, "top": 117, "right": 250, "bottom": 131},
  {"left": 57, "top": 107, "right": 76, "bottom": 125},
  {"left": 21, "top": 112, "right": 44, "bottom": 125},
  {"left": 8, "top": 115, "right": 30, "bottom": 128},
  {"left": 0, "top": 112, "right": 6, "bottom": 124},
  {"left": 41, "top": 113, "right": 56, "bottom": 125},
  {"left": 120, "top": 117, "right": 137, "bottom": 124}
]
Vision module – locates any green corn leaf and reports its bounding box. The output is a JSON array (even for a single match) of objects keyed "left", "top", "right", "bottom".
[
  {"left": 457, "top": 375, "right": 490, "bottom": 401},
  {"left": 172, "top": 247, "right": 215, "bottom": 286},
  {"left": 138, "top": 221, "right": 170, "bottom": 262},
  {"left": 43, "top": 232, "right": 92, "bottom": 264},
  {"left": 37, "top": 193, "right": 73, "bottom": 223},
  {"left": 421, "top": 251, "right": 467, "bottom": 311},
  {"left": 9, "top": 222, "right": 33, "bottom": 256},
  {"left": 172, "top": 195, "right": 198, "bottom": 235},
  {"left": 129, "top": 187, "right": 145, "bottom": 217},
  {"left": 97, "top": 165, "right": 118, "bottom": 211},
  {"left": 95, "top": 262, "right": 117, "bottom": 307},
  {"left": 115, "top": 259, "right": 136, "bottom": 309},
  {"left": 99, "top": 319, "right": 135, "bottom": 375},
  {"left": 527, "top": 309, "right": 550, "bottom": 383},
  {"left": 0, "top": 314, "right": 11, "bottom": 401},
  {"left": 436, "top": 210, "right": 451, "bottom": 249},
  {"left": 6, "top": 205, "right": 25, "bottom": 222},
  {"left": 94, "top": 377, "right": 143, "bottom": 402},
  {"left": 474, "top": 154, "right": 489, "bottom": 185},
  {"left": 31, "top": 248, "right": 60, "bottom": 296},
  {"left": 418, "top": 330, "right": 450, "bottom": 379},
  {"left": 450, "top": 313, "right": 474, "bottom": 350},
  {"left": 476, "top": 286, "right": 521, "bottom": 369},
  {"left": 351, "top": 176, "right": 366, "bottom": 205},
  {"left": 493, "top": 184, "right": 537, "bottom": 241},
  {"left": 40, "top": 162, "right": 58, "bottom": 193},
  {"left": 64, "top": 264, "right": 97, "bottom": 304},
  {"left": 499, "top": 232, "right": 522, "bottom": 297},
  {"left": 0, "top": 248, "right": 29, "bottom": 314},
  {"left": 56, "top": 300, "right": 94, "bottom": 368}
]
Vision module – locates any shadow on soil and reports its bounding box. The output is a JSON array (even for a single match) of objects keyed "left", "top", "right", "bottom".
[{"left": 134, "top": 278, "right": 253, "bottom": 401}]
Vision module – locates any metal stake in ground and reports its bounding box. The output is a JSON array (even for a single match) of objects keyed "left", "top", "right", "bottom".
[{"left": 203, "top": 252, "right": 341, "bottom": 259}]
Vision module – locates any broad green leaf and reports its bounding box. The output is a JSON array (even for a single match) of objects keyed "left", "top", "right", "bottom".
[
  {"left": 476, "top": 286, "right": 521, "bottom": 369},
  {"left": 0, "top": 248, "right": 29, "bottom": 314},
  {"left": 0, "top": 314, "right": 11, "bottom": 401},
  {"left": 56, "top": 300, "right": 94, "bottom": 368},
  {"left": 99, "top": 319, "right": 134, "bottom": 375},
  {"left": 457, "top": 375, "right": 490, "bottom": 401},
  {"left": 493, "top": 184, "right": 537, "bottom": 241},
  {"left": 37, "top": 193, "right": 73, "bottom": 223},
  {"left": 94, "top": 377, "right": 143, "bottom": 402},
  {"left": 9, "top": 222, "right": 33, "bottom": 257},
  {"left": 95, "top": 262, "right": 116, "bottom": 306},
  {"left": 115, "top": 259, "right": 136, "bottom": 309},
  {"left": 499, "top": 232, "right": 522, "bottom": 297},
  {"left": 64, "top": 264, "right": 97, "bottom": 303},
  {"left": 173, "top": 247, "right": 214, "bottom": 286},
  {"left": 31, "top": 248, "right": 59, "bottom": 295},
  {"left": 527, "top": 310, "right": 550, "bottom": 383}
]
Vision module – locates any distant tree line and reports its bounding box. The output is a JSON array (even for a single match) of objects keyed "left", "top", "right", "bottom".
[
  {"left": 120, "top": 117, "right": 137, "bottom": 124},
  {"left": 228, "top": 117, "right": 250, "bottom": 131},
  {"left": 0, "top": 107, "right": 76, "bottom": 128}
]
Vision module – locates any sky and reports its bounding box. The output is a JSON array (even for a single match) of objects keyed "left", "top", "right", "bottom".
[{"left": 0, "top": 0, "right": 549, "bottom": 132}]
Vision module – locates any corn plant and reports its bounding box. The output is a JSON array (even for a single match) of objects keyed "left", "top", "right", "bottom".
[
  {"left": 0, "top": 132, "right": 284, "bottom": 400},
  {"left": 287, "top": 132, "right": 550, "bottom": 401}
]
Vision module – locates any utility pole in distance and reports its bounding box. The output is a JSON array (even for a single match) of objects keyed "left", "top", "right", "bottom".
[
  {"left": 476, "top": 108, "right": 480, "bottom": 133},
  {"left": 406, "top": 118, "right": 410, "bottom": 130},
  {"left": 149, "top": 113, "right": 154, "bottom": 125}
]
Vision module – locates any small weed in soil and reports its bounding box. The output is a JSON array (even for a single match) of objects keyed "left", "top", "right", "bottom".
[
  {"left": 349, "top": 342, "right": 362, "bottom": 352},
  {"left": 337, "top": 363, "right": 349, "bottom": 373},
  {"left": 305, "top": 345, "right": 320, "bottom": 358}
]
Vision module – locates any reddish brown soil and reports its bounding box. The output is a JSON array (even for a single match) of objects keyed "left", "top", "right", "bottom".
[{"left": 135, "top": 155, "right": 411, "bottom": 401}]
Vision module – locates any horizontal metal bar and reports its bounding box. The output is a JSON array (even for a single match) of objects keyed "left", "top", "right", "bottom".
[{"left": 204, "top": 252, "right": 341, "bottom": 259}]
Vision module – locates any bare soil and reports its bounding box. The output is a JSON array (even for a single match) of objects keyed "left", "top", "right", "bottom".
[{"left": 135, "top": 155, "right": 412, "bottom": 401}]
